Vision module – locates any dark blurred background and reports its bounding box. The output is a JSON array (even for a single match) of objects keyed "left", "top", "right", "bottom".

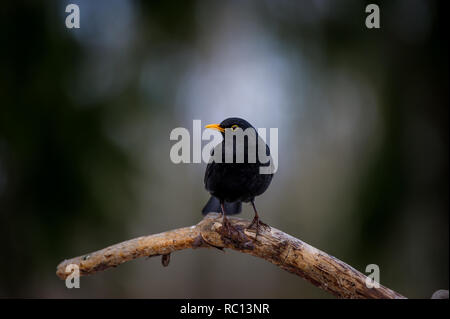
[{"left": 0, "top": 0, "right": 447, "bottom": 298}]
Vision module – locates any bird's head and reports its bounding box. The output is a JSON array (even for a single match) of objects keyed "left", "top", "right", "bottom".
[{"left": 205, "top": 117, "right": 254, "bottom": 135}]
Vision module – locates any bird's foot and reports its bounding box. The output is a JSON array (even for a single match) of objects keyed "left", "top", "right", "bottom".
[
  {"left": 247, "top": 216, "right": 271, "bottom": 239},
  {"left": 219, "top": 217, "right": 254, "bottom": 250}
]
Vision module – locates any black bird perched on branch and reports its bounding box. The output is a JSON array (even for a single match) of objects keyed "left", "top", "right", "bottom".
[{"left": 203, "top": 117, "right": 274, "bottom": 239}]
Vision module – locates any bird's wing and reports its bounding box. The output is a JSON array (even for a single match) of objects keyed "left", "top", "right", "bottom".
[
  {"left": 204, "top": 161, "right": 213, "bottom": 187},
  {"left": 204, "top": 146, "right": 216, "bottom": 188}
]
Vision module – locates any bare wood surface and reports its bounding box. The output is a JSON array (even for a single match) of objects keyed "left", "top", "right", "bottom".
[{"left": 56, "top": 213, "right": 406, "bottom": 299}]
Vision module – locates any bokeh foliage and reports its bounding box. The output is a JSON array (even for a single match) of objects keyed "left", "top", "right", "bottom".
[{"left": 0, "top": 0, "right": 447, "bottom": 298}]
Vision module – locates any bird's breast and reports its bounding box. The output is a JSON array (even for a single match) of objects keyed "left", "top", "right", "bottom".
[{"left": 205, "top": 162, "right": 273, "bottom": 202}]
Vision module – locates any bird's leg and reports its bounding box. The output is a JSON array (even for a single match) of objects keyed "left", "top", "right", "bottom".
[
  {"left": 220, "top": 202, "right": 232, "bottom": 230},
  {"left": 218, "top": 201, "right": 254, "bottom": 250},
  {"left": 247, "top": 200, "right": 270, "bottom": 239}
]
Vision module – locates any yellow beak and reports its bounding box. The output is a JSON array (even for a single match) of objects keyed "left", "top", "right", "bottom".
[{"left": 205, "top": 123, "right": 225, "bottom": 132}]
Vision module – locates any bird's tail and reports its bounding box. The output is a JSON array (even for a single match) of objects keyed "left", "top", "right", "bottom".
[{"left": 202, "top": 196, "right": 242, "bottom": 215}]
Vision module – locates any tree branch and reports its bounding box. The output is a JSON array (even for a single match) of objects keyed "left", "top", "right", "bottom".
[{"left": 56, "top": 213, "right": 406, "bottom": 299}]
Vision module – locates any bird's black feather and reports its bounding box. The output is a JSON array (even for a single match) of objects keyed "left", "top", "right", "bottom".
[
  {"left": 202, "top": 117, "right": 274, "bottom": 215},
  {"left": 201, "top": 196, "right": 242, "bottom": 215}
]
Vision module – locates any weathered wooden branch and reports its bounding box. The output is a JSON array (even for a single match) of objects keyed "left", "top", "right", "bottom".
[{"left": 56, "top": 213, "right": 406, "bottom": 299}]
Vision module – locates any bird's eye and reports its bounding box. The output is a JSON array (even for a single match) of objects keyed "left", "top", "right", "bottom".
[{"left": 231, "top": 125, "right": 239, "bottom": 131}]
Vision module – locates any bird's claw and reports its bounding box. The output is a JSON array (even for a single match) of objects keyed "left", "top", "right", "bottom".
[{"left": 247, "top": 217, "right": 271, "bottom": 239}]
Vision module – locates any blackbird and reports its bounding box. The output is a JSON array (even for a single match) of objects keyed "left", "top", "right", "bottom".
[{"left": 202, "top": 117, "right": 274, "bottom": 239}]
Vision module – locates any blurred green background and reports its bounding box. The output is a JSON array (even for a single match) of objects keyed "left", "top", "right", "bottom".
[{"left": 0, "top": 0, "right": 448, "bottom": 298}]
